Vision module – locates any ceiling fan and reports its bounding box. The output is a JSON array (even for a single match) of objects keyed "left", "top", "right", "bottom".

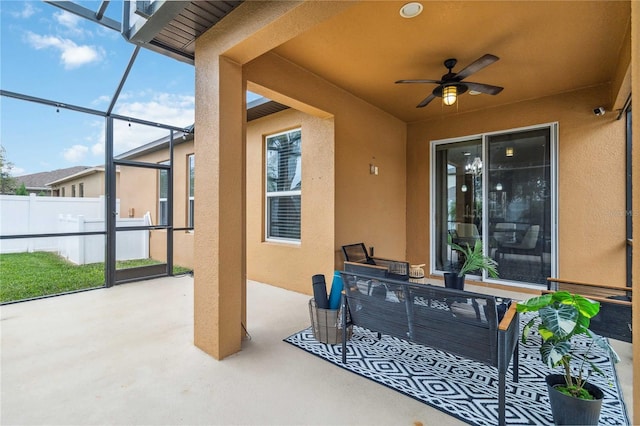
[{"left": 396, "top": 54, "right": 504, "bottom": 108}]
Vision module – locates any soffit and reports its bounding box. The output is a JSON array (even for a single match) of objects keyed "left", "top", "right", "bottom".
[
  {"left": 132, "top": 1, "right": 244, "bottom": 63},
  {"left": 272, "top": 1, "right": 631, "bottom": 123}
]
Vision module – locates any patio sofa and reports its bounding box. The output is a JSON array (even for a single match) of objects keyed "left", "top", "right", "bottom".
[{"left": 339, "top": 271, "right": 519, "bottom": 426}]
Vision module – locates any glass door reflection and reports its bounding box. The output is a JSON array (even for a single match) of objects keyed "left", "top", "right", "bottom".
[{"left": 487, "top": 128, "right": 551, "bottom": 284}]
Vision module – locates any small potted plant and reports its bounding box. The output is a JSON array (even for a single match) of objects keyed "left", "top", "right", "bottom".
[
  {"left": 516, "top": 291, "right": 620, "bottom": 425},
  {"left": 445, "top": 235, "right": 498, "bottom": 289}
]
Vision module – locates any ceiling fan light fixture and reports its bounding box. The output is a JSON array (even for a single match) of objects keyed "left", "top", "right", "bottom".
[
  {"left": 442, "top": 85, "right": 457, "bottom": 106},
  {"left": 400, "top": 2, "right": 423, "bottom": 18}
]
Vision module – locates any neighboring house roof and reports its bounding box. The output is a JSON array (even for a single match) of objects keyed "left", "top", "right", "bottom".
[
  {"left": 16, "top": 166, "right": 90, "bottom": 191},
  {"left": 46, "top": 166, "right": 117, "bottom": 187}
]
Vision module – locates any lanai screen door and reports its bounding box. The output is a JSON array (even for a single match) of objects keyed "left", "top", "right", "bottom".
[{"left": 433, "top": 125, "right": 555, "bottom": 285}]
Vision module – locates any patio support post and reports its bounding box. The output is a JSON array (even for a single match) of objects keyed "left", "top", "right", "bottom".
[
  {"left": 105, "top": 116, "right": 116, "bottom": 287},
  {"left": 631, "top": 2, "right": 639, "bottom": 423},
  {"left": 191, "top": 0, "right": 355, "bottom": 360},
  {"left": 193, "top": 53, "right": 246, "bottom": 360}
]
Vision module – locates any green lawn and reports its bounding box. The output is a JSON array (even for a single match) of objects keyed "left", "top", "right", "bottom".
[{"left": 0, "top": 252, "right": 190, "bottom": 303}]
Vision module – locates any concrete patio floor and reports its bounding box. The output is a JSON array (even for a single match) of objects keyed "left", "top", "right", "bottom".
[{"left": 1, "top": 275, "right": 633, "bottom": 425}]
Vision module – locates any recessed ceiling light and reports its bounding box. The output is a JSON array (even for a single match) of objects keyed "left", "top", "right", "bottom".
[
  {"left": 400, "top": 2, "right": 423, "bottom": 18},
  {"left": 469, "top": 90, "right": 482, "bottom": 95}
]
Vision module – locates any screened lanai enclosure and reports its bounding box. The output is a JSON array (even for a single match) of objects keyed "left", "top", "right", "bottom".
[
  {"left": 0, "top": 1, "right": 292, "bottom": 303},
  {"left": 0, "top": 1, "right": 220, "bottom": 302}
]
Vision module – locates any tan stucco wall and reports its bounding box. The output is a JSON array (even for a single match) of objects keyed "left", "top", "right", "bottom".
[
  {"left": 246, "top": 108, "right": 334, "bottom": 294},
  {"left": 245, "top": 52, "right": 407, "bottom": 285},
  {"left": 52, "top": 172, "right": 112, "bottom": 198},
  {"left": 406, "top": 84, "right": 627, "bottom": 286},
  {"left": 117, "top": 141, "right": 195, "bottom": 269}
]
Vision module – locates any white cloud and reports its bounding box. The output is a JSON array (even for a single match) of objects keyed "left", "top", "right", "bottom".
[
  {"left": 92, "top": 142, "right": 104, "bottom": 157},
  {"left": 116, "top": 93, "right": 195, "bottom": 128},
  {"left": 63, "top": 145, "right": 89, "bottom": 162},
  {"left": 54, "top": 11, "right": 81, "bottom": 29},
  {"left": 85, "top": 91, "right": 195, "bottom": 158},
  {"left": 9, "top": 166, "right": 27, "bottom": 177},
  {"left": 25, "top": 32, "right": 104, "bottom": 69},
  {"left": 91, "top": 95, "right": 112, "bottom": 106},
  {"left": 53, "top": 11, "right": 89, "bottom": 38},
  {"left": 11, "top": 3, "right": 37, "bottom": 19}
]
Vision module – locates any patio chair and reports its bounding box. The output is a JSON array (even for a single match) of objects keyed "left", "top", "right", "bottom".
[
  {"left": 341, "top": 243, "right": 409, "bottom": 281},
  {"left": 453, "top": 222, "right": 480, "bottom": 248},
  {"left": 494, "top": 224, "right": 543, "bottom": 270}
]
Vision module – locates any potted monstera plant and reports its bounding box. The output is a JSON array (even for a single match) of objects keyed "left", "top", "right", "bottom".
[
  {"left": 445, "top": 235, "right": 498, "bottom": 290},
  {"left": 516, "top": 291, "right": 620, "bottom": 425}
]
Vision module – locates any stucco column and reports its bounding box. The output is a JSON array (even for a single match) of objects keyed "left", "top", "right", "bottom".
[
  {"left": 191, "top": 0, "right": 356, "bottom": 360},
  {"left": 193, "top": 55, "right": 246, "bottom": 359}
]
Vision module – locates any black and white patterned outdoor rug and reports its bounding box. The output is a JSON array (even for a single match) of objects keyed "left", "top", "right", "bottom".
[{"left": 284, "top": 317, "right": 629, "bottom": 425}]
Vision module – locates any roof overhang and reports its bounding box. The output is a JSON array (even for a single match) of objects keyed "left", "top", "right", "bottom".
[{"left": 123, "top": 1, "right": 244, "bottom": 65}]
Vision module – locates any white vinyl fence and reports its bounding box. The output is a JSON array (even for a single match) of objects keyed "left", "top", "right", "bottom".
[
  {"left": 57, "top": 215, "right": 149, "bottom": 264},
  {"left": 0, "top": 194, "right": 150, "bottom": 264}
]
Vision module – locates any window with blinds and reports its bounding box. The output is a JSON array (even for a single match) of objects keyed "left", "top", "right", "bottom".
[{"left": 265, "top": 128, "right": 301, "bottom": 242}]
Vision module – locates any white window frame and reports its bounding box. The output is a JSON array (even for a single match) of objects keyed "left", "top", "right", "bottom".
[
  {"left": 158, "top": 161, "right": 169, "bottom": 226},
  {"left": 187, "top": 154, "right": 194, "bottom": 230},
  {"left": 265, "top": 128, "right": 302, "bottom": 244}
]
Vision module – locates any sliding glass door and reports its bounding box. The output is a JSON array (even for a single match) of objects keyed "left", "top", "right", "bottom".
[
  {"left": 434, "top": 139, "right": 483, "bottom": 274},
  {"left": 433, "top": 125, "right": 555, "bottom": 286}
]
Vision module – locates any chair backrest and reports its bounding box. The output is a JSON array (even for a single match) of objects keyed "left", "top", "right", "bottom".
[
  {"left": 456, "top": 223, "right": 479, "bottom": 238},
  {"left": 344, "top": 261, "right": 388, "bottom": 278},
  {"left": 495, "top": 222, "right": 516, "bottom": 232},
  {"left": 520, "top": 225, "right": 540, "bottom": 249},
  {"left": 341, "top": 243, "right": 370, "bottom": 263},
  {"left": 494, "top": 222, "right": 517, "bottom": 243}
]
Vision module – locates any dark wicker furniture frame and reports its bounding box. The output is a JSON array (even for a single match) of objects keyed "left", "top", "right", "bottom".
[
  {"left": 546, "top": 277, "right": 632, "bottom": 342},
  {"left": 339, "top": 271, "right": 520, "bottom": 426},
  {"left": 341, "top": 243, "right": 409, "bottom": 280}
]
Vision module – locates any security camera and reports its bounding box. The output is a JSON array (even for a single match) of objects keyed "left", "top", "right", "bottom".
[{"left": 593, "top": 107, "right": 605, "bottom": 116}]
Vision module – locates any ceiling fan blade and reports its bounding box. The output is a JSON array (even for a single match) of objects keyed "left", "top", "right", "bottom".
[
  {"left": 455, "top": 54, "right": 499, "bottom": 80},
  {"left": 417, "top": 93, "right": 436, "bottom": 108},
  {"left": 464, "top": 82, "right": 504, "bottom": 95},
  {"left": 395, "top": 79, "right": 442, "bottom": 84}
]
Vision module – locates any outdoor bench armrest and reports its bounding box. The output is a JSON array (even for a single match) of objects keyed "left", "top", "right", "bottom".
[{"left": 498, "top": 303, "right": 518, "bottom": 331}]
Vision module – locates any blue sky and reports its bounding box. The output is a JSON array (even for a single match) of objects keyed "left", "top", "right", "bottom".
[{"left": 1, "top": 1, "right": 213, "bottom": 176}]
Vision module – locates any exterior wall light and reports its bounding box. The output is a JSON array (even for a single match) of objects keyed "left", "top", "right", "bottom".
[{"left": 505, "top": 147, "right": 514, "bottom": 157}]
